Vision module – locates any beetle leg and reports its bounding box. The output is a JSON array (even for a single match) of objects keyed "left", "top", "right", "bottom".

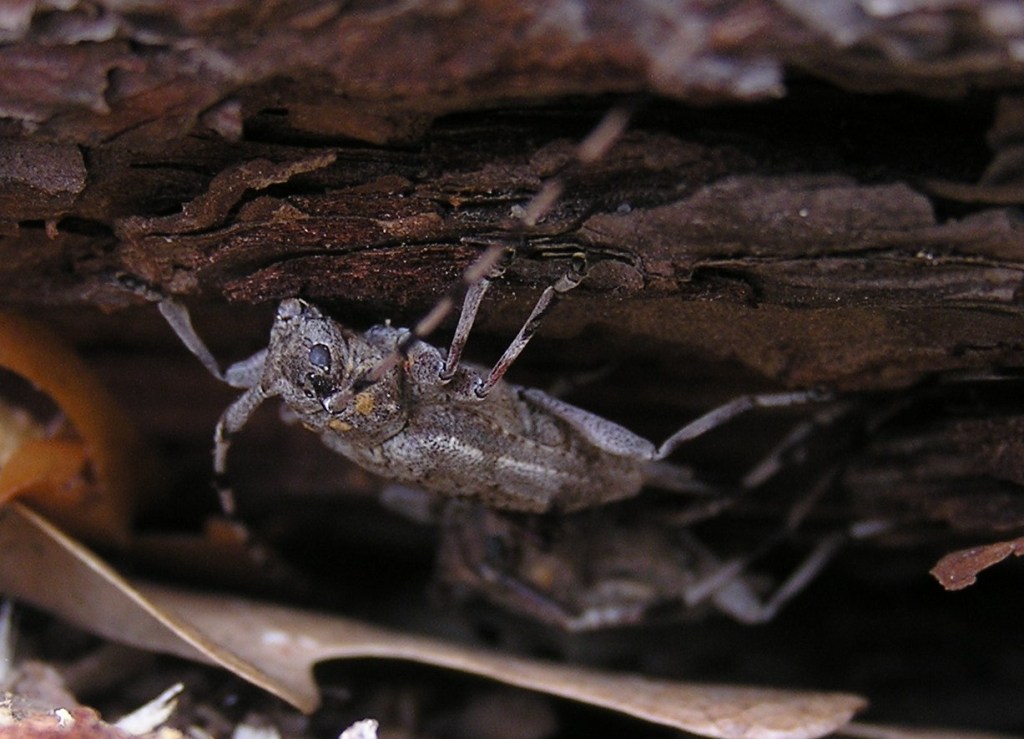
[
  {"left": 223, "top": 348, "right": 268, "bottom": 389},
  {"left": 474, "top": 253, "right": 588, "bottom": 398},
  {"left": 213, "top": 383, "right": 270, "bottom": 515},
  {"left": 654, "top": 389, "right": 832, "bottom": 461},
  {"left": 699, "top": 532, "right": 846, "bottom": 624}
]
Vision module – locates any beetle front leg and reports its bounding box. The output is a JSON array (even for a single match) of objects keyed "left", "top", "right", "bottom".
[
  {"left": 222, "top": 348, "right": 268, "bottom": 389},
  {"left": 213, "top": 384, "right": 270, "bottom": 514}
]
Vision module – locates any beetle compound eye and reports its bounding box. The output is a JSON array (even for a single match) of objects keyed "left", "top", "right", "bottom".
[{"left": 309, "top": 343, "right": 331, "bottom": 371}]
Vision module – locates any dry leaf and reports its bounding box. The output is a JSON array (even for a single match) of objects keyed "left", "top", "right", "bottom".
[
  {"left": 338, "top": 719, "right": 379, "bottom": 739},
  {"left": 0, "top": 504, "right": 865, "bottom": 739},
  {"left": 840, "top": 720, "right": 1021, "bottom": 738},
  {"left": 0, "top": 313, "right": 163, "bottom": 543},
  {"left": 112, "top": 683, "right": 183, "bottom": 735},
  {"left": 0, "top": 401, "right": 89, "bottom": 515},
  {"left": 929, "top": 536, "right": 1024, "bottom": 591}
]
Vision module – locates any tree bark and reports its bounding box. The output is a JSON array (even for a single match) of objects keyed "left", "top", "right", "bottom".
[
  {"left": 5, "top": 1, "right": 1024, "bottom": 729},
  {"left": 1, "top": 0, "right": 1023, "bottom": 531}
]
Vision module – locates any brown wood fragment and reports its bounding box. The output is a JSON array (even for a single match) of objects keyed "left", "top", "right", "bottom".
[
  {"left": 930, "top": 536, "right": 1024, "bottom": 591},
  {"left": 0, "top": 140, "right": 86, "bottom": 219}
]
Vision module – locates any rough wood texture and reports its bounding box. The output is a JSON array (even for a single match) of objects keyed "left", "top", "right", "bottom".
[
  {"left": 1, "top": 3, "right": 1022, "bottom": 511},
  {"left": 4, "top": 1, "right": 1024, "bottom": 731},
  {"left": 0, "top": 0, "right": 1022, "bottom": 530}
]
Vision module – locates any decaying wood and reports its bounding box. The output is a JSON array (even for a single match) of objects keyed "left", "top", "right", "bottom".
[
  {"left": 0, "top": 0, "right": 1021, "bottom": 561},
  {"left": 2, "top": 1, "right": 1024, "bottom": 731},
  {"left": 0, "top": 2, "right": 1021, "bottom": 388}
]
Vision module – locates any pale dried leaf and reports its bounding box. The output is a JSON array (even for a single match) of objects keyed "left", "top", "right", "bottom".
[
  {"left": 338, "top": 719, "right": 379, "bottom": 739},
  {"left": 231, "top": 721, "right": 281, "bottom": 739},
  {"left": 0, "top": 505, "right": 865, "bottom": 739},
  {"left": 0, "top": 505, "right": 280, "bottom": 690},
  {"left": 840, "top": 720, "right": 1021, "bottom": 738},
  {"left": 114, "top": 683, "right": 183, "bottom": 735},
  {"left": 54, "top": 707, "right": 74, "bottom": 728}
]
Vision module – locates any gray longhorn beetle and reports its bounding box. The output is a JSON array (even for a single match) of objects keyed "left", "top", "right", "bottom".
[
  {"left": 143, "top": 106, "right": 829, "bottom": 515},
  {"left": 130, "top": 106, "right": 849, "bottom": 625}
]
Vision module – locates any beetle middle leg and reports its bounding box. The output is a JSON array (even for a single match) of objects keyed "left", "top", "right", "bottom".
[
  {"left": 674, "top": 528, "right": 847, "bottom": 625},
  {"left": 439, "top": 251, "right": 589, "bottom": 397}
]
